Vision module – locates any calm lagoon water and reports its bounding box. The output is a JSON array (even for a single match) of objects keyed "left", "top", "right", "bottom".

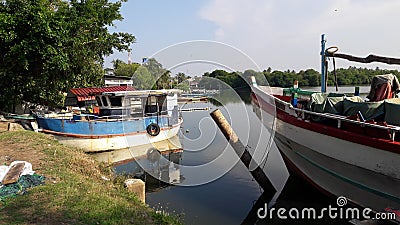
[
  {"left": 114, "top": 91, "right": 348, "bottom": 225},
  {"left": 303, "top": 85, "right": 370, "bottom": 95}
]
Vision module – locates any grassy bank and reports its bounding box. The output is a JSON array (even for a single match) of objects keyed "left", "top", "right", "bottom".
[{"left": 0, "top": 129, "right": 180, "bottom": 225}]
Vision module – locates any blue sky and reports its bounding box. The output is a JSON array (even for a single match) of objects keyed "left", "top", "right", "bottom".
[{"left": 106, "top": 0, "right": 400, "bottom": 76}]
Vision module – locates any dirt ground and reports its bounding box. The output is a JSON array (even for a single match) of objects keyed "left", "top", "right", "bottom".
[
  {"left": 0, "top": 121, "right": 47, "bottom": 173},
  {"left": 0, "top": 121, "right": 8, "bottom": 132}
]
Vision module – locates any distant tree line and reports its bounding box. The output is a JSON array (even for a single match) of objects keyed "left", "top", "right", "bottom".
[
  {"left": 198, "top": 67, "right": 400, "bottom": 90},
  {"left": 199, "top": 70, "right": 258, "bottom": 91}
]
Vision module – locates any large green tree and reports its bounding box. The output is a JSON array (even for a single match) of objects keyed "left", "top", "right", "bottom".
[
  {"left": 113, "top": 60, "right": 141, "bottom": 77},
  {"left": 133, "top": 66, "right": 154, "bottom": 90},
  {"left": 110, "top": 58, "right": 168, "bottom": 90},
  {"left": 155, "top": 70, "right": 171, "bottom": 89},
  {"left": 0, "top": 0, "right": 135, "bottom": 112}
]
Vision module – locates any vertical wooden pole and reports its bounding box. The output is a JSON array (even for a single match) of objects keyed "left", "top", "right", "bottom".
[{"left": 210, "top": 109, "right": 276, "bottom": 194}]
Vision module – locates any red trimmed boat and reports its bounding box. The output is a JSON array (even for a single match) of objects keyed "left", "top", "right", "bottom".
[{"left": 251, "top": 34, "right": 400, "bottom": 222}]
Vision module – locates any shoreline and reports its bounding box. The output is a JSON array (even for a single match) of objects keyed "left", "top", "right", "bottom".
[{"left": 0, "top": 122, "right": 180, "bottom": 225}]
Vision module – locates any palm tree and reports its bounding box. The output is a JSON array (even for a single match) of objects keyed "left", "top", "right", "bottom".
[{"left": 176, "top": 72, "right": 187, "bottom": 83}]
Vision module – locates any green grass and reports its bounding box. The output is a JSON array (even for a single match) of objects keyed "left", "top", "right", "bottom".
[{"left": 0, "top": 131, "right": 181, "bottom": 225}]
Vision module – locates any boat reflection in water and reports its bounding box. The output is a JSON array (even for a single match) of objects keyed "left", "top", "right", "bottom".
[{"left": 92, "top": 134, "right": 184, "bottom": 186}]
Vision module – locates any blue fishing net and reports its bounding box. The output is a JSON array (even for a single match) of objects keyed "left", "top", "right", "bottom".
[{"left": 0, "top": 174, "right": 45, "bottom": 200}]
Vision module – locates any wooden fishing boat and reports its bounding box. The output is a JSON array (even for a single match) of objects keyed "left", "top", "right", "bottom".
[
  {"left": 36, "top": 89, "right": 183, "bottom": 153},
  {"left": 251, "top": 34, "right": 400, "bottom": 222}
]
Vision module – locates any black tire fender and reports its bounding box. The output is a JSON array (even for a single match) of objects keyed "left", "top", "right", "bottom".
[{"left": 146, "top": 123, "right": 160, "bottom": 136}]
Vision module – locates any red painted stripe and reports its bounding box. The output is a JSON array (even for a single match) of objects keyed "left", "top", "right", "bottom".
[
  {"left": 251, "top": 93, "right": 276, "bottom": 115},
  {"left": 41, "top": 129, "right": 147, "bottom": 138},
  {"left": 254, "top": 92, "right": 400, "bottom": 154}
]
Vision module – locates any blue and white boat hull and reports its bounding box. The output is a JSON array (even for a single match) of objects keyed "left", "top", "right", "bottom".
[{"left": 37, "top": 117, "right": 182, "bottom": 153}]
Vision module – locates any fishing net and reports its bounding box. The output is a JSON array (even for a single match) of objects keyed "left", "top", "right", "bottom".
[{"left": 0, "top": 174, "right": 45, "bottom": 200}]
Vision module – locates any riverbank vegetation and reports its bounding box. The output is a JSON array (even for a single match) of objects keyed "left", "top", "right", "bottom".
[
  {"left": 198, "top": 67, "right": 400, "bottom": 90},
  {"left": 0, "top": 129, "right": 180, "bottom": 225}
]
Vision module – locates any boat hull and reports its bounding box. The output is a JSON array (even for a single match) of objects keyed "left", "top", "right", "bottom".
[
  {"left": 37, "top": 117, "right": 182, "bottom": 152},
  {"left": 252, "top": 86, "right": 400, "bottom": 220}
]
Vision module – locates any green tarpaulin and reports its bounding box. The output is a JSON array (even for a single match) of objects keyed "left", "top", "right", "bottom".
[
  {"left": 308, "top": 93, "right": 347, "bottom": 122},
  {"left": 307, "top": 92, "right": 400, "bottom": 126},
  {"left": 384, "top": 98, "right": 400, "bottom": 126},
  {"left": 309, "top": 93, "right": 346, "bottom": 114},
  {"left": 343, "top": 99, "right": 384, "bottom": 121},
  {"left": 308, "top": 93, "right": 385, "bottom": 121}
]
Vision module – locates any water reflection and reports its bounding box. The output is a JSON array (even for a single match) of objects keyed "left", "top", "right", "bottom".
[
  {"left": 91, "top": 135, "right": 186, "bottom": 188},
  {"left": 115, "top": 149, "right": 184, "bottom": 189},
  {"left": 91, "top": 135, "right": 182, "bottom": 165}
]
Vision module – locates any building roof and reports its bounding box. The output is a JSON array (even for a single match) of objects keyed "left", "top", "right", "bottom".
[{"left": 70, "top": 86, "right": 136, "bottom": 98}]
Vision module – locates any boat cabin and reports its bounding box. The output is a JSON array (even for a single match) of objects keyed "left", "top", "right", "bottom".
[{"left": 94, "top": 90, "right": 181, "bottom": 119}]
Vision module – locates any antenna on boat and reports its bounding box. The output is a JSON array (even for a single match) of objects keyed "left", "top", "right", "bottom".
[{"left": 320, "top": 34, "right": 327, "bottom": 93}]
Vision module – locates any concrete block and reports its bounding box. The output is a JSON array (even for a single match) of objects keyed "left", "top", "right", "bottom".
[
  {"left": 8, "top": 122, "right": 24, "bottom": 131},
  {"left": 124, "top": 178, "right": 145, "bottom": 203}
]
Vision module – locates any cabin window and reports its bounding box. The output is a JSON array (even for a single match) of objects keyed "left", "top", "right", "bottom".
[
  {"left": 130, "top": 97, "right": 143, "bottom": 116},
  {"left": 96, "top": 96, "right": 102, "bottom": 106},
  {"left": 102, "top": 96, "right": 108, "bottom": 107},
  {"left": 145, "top": 96, "right": 158, "bottom": 115},
  {"left": 109, "top": 96, "right": 122, "bottom": 107}
]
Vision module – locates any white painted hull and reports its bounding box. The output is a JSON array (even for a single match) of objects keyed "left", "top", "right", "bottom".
[
  {"left": 274, "top": 119, "right": 400, "bottom": 213},
  {"left": 275, "top": 117, "right": 400, "bottom": 180},
  {"left": 55, "top": 122, "right": 182, "bottom": 153}
]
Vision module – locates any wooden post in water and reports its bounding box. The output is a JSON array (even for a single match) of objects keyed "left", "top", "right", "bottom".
[{"left": 210, "top": 109, "right": 276, "bottom": 194}]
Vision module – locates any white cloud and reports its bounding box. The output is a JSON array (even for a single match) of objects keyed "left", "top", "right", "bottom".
[{"left": 199, "top": 0, "right": 400, "bottom": 71}]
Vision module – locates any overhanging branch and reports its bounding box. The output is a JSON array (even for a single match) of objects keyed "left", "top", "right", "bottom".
[{"left": 327, "top": 52, "right": 400, "bottom": 65}]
